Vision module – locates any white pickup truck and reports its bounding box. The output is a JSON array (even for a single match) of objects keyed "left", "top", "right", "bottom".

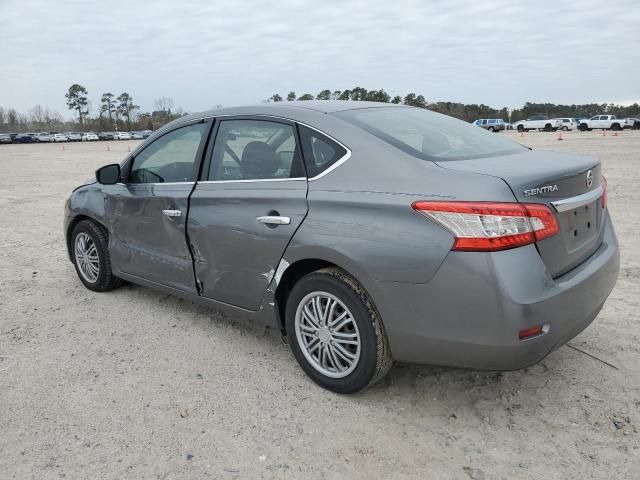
[
  {"left": 578, "top": 115, "right": 634, "bottom": 131},
  {"left": 514, "top": 116, "right": 563, "bottom": 132}
]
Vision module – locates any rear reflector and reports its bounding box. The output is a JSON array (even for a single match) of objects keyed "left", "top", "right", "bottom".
[
  {"left": 412, "top": 201, "right": 559, "bottom": 252},
  {"left": 518, "top": 324, "right": 549, "bottom": 340},
  {"left": 601, "top": 176, "right": 607, "bottom": 209}
]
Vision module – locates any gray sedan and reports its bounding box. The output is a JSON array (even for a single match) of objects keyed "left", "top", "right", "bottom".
[{"left": 64, "top": 102, "right": 619, "bottom": 393}]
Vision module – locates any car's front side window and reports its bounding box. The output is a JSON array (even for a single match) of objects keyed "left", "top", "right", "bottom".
[
  {"left": 128, "top": 123, "right": 206, "bottom": 184},
  {"left": 208, "top": 120, "right": 303, "bottom": 181}
]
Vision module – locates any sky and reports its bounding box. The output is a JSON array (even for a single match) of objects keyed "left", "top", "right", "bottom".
[{"left": 1, "top": 0, "right": 639, "bottom": 118}]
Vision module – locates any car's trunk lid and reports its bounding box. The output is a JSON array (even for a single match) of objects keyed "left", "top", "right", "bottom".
[{"left": 436, "top": 150, "right": 604, "bottom": 277}]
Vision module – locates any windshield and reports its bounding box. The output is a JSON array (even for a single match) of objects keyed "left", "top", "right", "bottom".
[{"left": 334, "top": 107, "right": 525, "bottom": 161}]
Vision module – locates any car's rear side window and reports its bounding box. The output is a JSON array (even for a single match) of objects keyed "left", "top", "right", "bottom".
[
  {"left": 208, "top": 120, "right": 304, "bottom": 181},
  {"left": 298, "top": 125, "right": 347, "bottom": 178},
  {"left": 334, "top": 107, "right": 525, "bottom": 161}
]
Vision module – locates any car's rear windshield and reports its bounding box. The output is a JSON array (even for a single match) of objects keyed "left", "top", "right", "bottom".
[{"left": 334, "top": 107, "right": 525, "bottom": 161}]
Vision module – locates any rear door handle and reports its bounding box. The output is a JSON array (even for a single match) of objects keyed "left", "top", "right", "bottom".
[
  {"left": 162, "top": 209, "right": 182, "bottom": 217},
  {"left": 257, "top": 215, "right": 290, "bottom": 225}
]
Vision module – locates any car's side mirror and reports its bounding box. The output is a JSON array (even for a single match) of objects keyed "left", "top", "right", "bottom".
[{"left": 96, "top": 163, "right": 121, "bottom": 185}]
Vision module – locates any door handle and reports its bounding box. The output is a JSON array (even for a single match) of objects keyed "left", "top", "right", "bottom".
[
  {"left": 162, "top": 209, "right": 182, "bottom": 217},
  {"left": 257, "top": 215, "right": 290, "bottom": 225}
]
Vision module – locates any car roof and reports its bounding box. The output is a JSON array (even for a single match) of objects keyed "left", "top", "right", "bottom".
[
  {"left": 174, "top": 101, "right": 404, "bottom": 123},
  {"left": 155, "top": 101, "right": 410, "bottom": 139}
]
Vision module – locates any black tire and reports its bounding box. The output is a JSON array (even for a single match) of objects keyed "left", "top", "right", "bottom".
[
  {"left": 71, "top": 220, "right": 123, "bottom": 292},
  {"left": 517, "top": 125, "right": 524, "bottom": 132},
  {"left": 579, "top": 124, "right": 588, "bottom": 132},
  {"left": 611, "top": 123, "right": 621, "bottom": 131},
  {"left": 562, "top": 126, "right": 569, "bottom": 131},
  {"left": 544, "top": 124, "right": 552, "bottom": 132},
  {"left": 488, "top": 126, "right": 495, "bottom": 132},
  {"left": 285, "top": 267, "right": 392, "bottom": 394}
]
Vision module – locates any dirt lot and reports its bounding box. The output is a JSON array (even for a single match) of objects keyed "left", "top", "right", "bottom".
[{"left": 1, "top": 131, "right": 639, "bottom": 479}]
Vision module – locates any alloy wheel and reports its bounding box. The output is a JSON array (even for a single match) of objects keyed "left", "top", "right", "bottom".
[
  {"left": 295, "top": 291, "right": 361, "bottom": 378},
  {"left": 74, "top": 232, "right": 100, "bottom": 283}
]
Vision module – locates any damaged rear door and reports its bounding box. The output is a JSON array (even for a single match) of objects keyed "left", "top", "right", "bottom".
[{"left": 187, "top": 117, "right": 308, "bottom": 310}]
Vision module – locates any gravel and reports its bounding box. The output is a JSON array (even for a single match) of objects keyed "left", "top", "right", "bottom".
[{"left": 1, "top": 131, "right": 639, "bottom": 479}]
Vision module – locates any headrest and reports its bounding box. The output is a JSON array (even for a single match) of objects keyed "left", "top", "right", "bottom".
[{"left": 240, "top": 141, "right": 278, "bottom": 179}]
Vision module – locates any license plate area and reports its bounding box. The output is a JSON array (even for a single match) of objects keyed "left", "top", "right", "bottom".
[{"left": 561, "top": 199, "right": 599, "bottom": 253}]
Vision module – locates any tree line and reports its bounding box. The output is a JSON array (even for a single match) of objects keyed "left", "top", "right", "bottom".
[
  {"left": 267, "top": 88, "right": 640, "bottom": 122},
  {"left": 2, "top": 84, "right": 639, "bottom": 134},
  {"left": 0, "top": 84, "right": 186, "bottom": 133},
  {"left": 63, "top": 84, "right": 187, "bottom": 132}
]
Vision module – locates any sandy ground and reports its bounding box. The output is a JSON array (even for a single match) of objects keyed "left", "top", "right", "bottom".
[{"left": 1, "top": 131, "right": 639, "bottom": 480}]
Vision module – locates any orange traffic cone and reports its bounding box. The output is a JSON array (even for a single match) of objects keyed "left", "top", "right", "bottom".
[
  {"left": 613, "top": 132, "right": 619, "bottom": 137},
  {"left": 557, "top": 131, "right": 563, "bottom": 141},
  {"left": 519, "top": 131, "right": 524, "bottom": 138},
  {"left": 602, "top": 130, "right": 606, "bottom": 136}
]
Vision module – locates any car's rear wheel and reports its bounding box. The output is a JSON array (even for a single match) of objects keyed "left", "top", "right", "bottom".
[
  {"left": 488, "top": 126, "right": 495, "bottom": 132},
  {"left": 71, "top": 220, "right": 123, "bottom": 292},
  {"left": 544, "top": 124, "right": 552, "bottom": 132},
  {"left": 285, "top": 267, "right": 392, "bottom": 394},
  {"left": 611, "top": 123, "right": 621, "bottom": 131},
  {"left": 562, "top": 126, "right": 569, "bottom": 131}
]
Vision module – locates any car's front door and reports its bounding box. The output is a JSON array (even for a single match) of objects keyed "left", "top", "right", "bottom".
[
  {"left": 188, "top": 117, "right": 308, "bottom": 310},
  {"left": 108, "top": 119, "right": 212, "bottom": 293}
]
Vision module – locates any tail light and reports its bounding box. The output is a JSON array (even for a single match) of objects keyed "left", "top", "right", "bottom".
[
  {"left": 601, "top": 176, "right": 607, "bottom": 209},
  {"left": 412, "top": 201, "right": 559, "bottom": 252}
]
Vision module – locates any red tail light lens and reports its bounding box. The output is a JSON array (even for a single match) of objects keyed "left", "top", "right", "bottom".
[
  {"left": 412, "top": 201, "right": 559, "bottom": 252},
  {"left": 601, "top": 176, "right": 607, "bottom": 209},
  {"left": 518, "top": 324, "right": 549, "bottom": 340}
]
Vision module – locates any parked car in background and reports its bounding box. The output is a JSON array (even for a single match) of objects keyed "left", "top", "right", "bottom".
[
  {"left": 98, "top": 132, "right": 115, "bottom": 141},
  {"left": 129, "top": 131, "right": 144, "bottom": 140},
  {"left": 14, "top": 134, "right": 37, "bottom": 143},
  {"left": 629, "top": 118, "right": 640, "bottom": 130},
  {"left": 82, "top": 132, "right": 99, "bottom": 141},
  {"left": 514, "top": 116, "right": 562, "bottom": 132},
  {"left": 66, "top": 132, "right": 82, "bottom": 142},
  {"left": 578, "top": 115, "right": 635, "bottom": 131},
  {"left": 113, "top": 132, "right": 131, "bottom": 140},
  {"left": 472, "top": 118, "right": 506, "bottom": 132},
  {"left": 53, "top": 133, "right": 69, "bottom": 142},
  {"left": 141, "top": 130, "right": 153, "bottom": 139},
  {"left": 35, "top": 133, "right": 52, "bottom": 143},
  {"left": 553, "top": 118, "right": 577, "bottom": 131},
  {"left": 64, "top": 102, "right": 619, "bottom": 393},
  {"left": 0, "top": 133, "right": 12, "bottom": 144}
]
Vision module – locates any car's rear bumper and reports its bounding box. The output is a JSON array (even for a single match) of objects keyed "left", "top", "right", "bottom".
[{"left": 375, "top": 212, "right": 619, "bottom": 369}]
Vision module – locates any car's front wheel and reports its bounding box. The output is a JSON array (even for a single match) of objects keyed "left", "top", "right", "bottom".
[
  {"left": 285, "top": 267, "right": 392, "bottom": 394},
  {"left": 71, "top": 220, "right": 123, "bottom": 292}
]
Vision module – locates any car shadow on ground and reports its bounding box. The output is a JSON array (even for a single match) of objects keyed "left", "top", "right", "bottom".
[{"left": 115, "top": 281, "right": 608, "bottom": 408}]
